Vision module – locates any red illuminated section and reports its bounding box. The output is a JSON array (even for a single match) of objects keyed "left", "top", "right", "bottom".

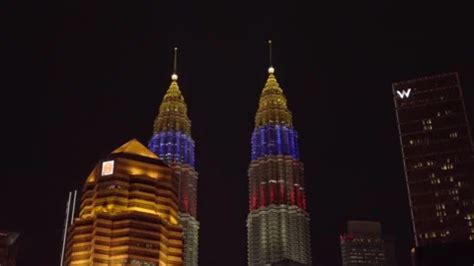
[
  {"left": 248, "top": 154, "right": 308, "bottom": 211},
  {"left": 340, "top": 234, "right": 355, "bottom": 243},
  {"left": 249, "top": 178, "right": 308, "bottom": 211}
]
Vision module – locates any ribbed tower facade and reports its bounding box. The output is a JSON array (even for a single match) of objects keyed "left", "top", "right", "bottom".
[
  {"left": 65, "top": 139, "right": 183, "bottom": 266},
  {"left": 148, "top": 64, "right": 199, "bottom": 266},
  {"left": 247, "top": 65, "right": 311, "bottom": 266}
]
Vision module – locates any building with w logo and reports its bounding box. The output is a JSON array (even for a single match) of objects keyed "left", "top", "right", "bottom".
[{"left": 392, "top": 72, "right": 474, "bottom": 265}]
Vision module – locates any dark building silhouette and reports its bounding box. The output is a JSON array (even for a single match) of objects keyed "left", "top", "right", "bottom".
[
  {"left": 340, "top": 221, "right": 397, "bottom": 266},
  {"left": 271, "top": 259, "right": 308, "bottom": 265},
  {"left": 411, "top": 241, "right": 474, "bottom": 266},
  {"left": 393, "top": 73, "right": 474, "bottom": 265},
  {"left": 0, "top": 231, "right": 19, "bottom": 266}
]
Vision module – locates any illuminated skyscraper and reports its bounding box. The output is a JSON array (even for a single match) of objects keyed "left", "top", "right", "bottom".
[
  {"left": 65, "top": 139, "right": 183, "bottom": 266},
  {"left": 0, "top": 231, "right": 19, "bottom": 266},
  {"left": 393, "top": 73, "right": 474, "bottom": 265},
  {"left": 148, "top": 48, "right": 199, "bottom": 266},
  {"left": 247, "top": 41, "right": 311, "bottom": 266},
  {"left": 340, "top": 221, "right": 397, "bottom": 266}
]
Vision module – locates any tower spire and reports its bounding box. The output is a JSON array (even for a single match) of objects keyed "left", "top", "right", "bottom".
[
  {"left": 247, "top": 43, "right": 311, "bottom": 266},
  {"left": 268, "top": 40, "right": 275, "bottom": 74},
  {"left": 149, "top": 46, "right": 200, "bottom": 266},
  {"left": 172, "top": 47, "right": 178, "bottom": 81}
]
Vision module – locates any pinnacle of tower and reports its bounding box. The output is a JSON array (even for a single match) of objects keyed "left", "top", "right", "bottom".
[
  {"left": 112, "top": 139, "right": 159, "bottom": 159},
  {"left": 153, "top": 46, "right": 191, "bottom": 135},
  {"left": 163, "top": 80, "right": 185, "bottom": 102},
  {"left": 153, "top": 79, "right": 191, "bottom": 135},
  {"left": 262, "top": 72, "right": 283, "bottom": 96},
  {"left": 255, "top": 70, "right": 293, "bottom": 127}
]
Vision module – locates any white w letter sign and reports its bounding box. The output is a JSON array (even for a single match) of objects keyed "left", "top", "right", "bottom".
[{"left": 397, "top": 88, "right": 412, "bottom": 99}]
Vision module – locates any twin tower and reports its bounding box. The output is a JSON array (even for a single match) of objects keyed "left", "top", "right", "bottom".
[{"left": 65, "top": 43, "right": 311, "bottom": 266}]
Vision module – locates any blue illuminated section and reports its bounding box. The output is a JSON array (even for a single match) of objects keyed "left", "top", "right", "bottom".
[
  {"left": 148, "top": 131, "right": 195, "bottom": 166},
  {"left": 251, "top": 124, "right": 299, "bottom": 160}
]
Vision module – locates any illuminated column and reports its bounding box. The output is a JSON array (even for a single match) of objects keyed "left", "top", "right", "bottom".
[
  {"left": 65, "top": 139, "right": 183, "bottom": 266},
  {"left": 148, "top": 48, "right": 199, "bottom": 266},
  {"left": 247, "top": 41, "right": 311, "bottom": 266}
]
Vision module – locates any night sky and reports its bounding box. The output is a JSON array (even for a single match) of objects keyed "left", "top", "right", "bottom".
[{"left": 3, "top": 0, "right": 474, "bottom": 265}]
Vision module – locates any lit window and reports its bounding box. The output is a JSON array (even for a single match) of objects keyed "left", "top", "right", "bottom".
[
  {"left": 441, "top": 163, "right": 454, "bottom": 170},
  {"left": 423, "top": 125, "right": 433, "bottom": 131},
  {"left": 414, "top": 162, "right": 423, "bottom": 169}
]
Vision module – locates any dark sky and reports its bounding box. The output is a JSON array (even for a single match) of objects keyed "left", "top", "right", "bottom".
[{"left": 3, "top": 0, "right": 474, "bottom": 265}]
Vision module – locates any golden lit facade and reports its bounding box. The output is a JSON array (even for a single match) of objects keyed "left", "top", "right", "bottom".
[
  {"left": 247, "top": 67, "right": 311, "bottom": 265},
  {"left": 148, "top": 73, "right": 199, "bottom": 266},
  {"left": 65, "top": 139, "right": 183, "bottom": 266}
]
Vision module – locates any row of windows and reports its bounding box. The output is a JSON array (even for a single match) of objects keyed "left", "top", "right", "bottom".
[
  {"left": 419, "top": 230, "right": 450, "bottom": 239},
  {"left": 432, "top": 188, "right": 459, "bottom": 197},
  {"left": 441, "top": 163, "right": 454, "bottom": 170},
  {"left": 437, "top": 110, "right": 453, "bottom": 117},
  {"left": 413, "top": 162, "right": 454, "bottom": 170},
  {"left": 407, "top": 129, "right": 461, "bottom": 146}
]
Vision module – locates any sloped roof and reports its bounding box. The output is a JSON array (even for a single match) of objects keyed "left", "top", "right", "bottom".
[{"left": 111, "top": 139, "right": 159, "bottom": 159}]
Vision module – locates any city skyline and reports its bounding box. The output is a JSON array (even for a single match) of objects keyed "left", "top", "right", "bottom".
[{"left": 3, "top": 1, "right": 474, "bottom": 265}]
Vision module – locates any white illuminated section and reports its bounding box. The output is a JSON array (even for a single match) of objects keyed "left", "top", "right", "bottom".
[
  {"left": 101, "top": 160, "right": 114, "bottom": 176},
  {"left": 397, "top": 88, "right": 412, "bottom": 99}
]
